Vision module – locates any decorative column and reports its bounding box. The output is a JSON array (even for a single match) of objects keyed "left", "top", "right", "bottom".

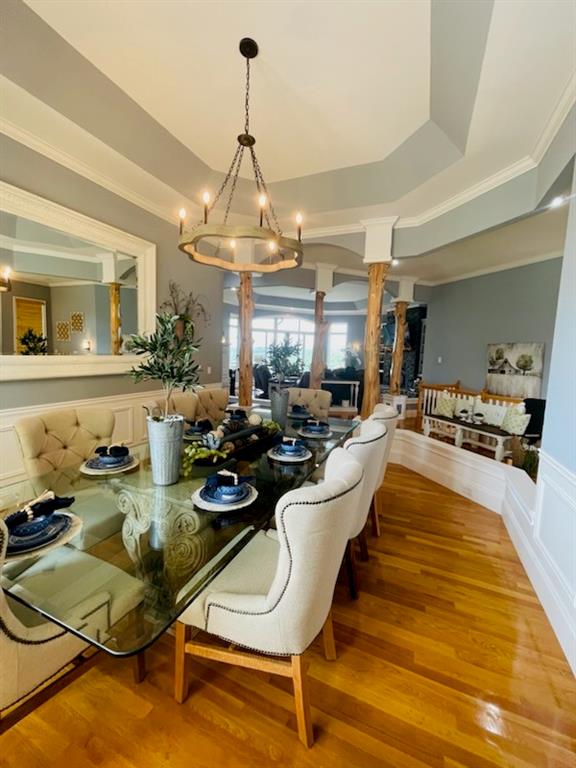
[
  {"left": 109, "top": 282, "right": 122, "bottom": 355},
  {"left": 360, "top": 218, "right": 397, "bottom": 419},
  {"left": 236, "top": 241, "right": 255, "bottom": 407},
  {"left": 310, "top": 264, "right": 334, "bottom": 390},
  {"left": 389, "top": 280, "right": 415, "bottom": 395}
]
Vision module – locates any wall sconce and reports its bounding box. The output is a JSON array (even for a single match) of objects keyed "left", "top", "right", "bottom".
[
  {"left": 82, "top": 338, "right": 93, "bottom": 353},
  {"left": 0, "top": 266, "right": 12, "bottom": 293}
]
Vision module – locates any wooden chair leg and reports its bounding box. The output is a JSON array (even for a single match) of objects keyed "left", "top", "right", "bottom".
[
  {"left": 345, "top": 540, "right": 358, "bottom": 600},
  {"left": 321, "top": 611, "right": 337, "bottom": 661},
  {"left": 174, "top": 622, "right": 191, "bottom": 703},
  {"left": 357, "top": 529, "right": 369, "bottom": 561},
  {"left": 291, "top": 655, "right": 314, "bottom": 748},
  {"left": 132, "top": 651, "right": 146, "bottom": 684},
  {"left": 371, "top": 492, "right": 381, "bottom": 537}
]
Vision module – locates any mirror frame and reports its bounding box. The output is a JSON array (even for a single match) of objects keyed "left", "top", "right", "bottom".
[{"left": 0, "top": 181, "right": 156, "bottom": 381}]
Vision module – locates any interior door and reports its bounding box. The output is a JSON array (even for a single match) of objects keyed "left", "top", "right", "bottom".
[{"left": 13, "top": 297, "right": 46, "bottom": 353}]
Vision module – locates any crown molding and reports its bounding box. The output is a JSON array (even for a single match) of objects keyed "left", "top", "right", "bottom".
[
  {"left": 301, "top": 223, "right": 365, "bottom": 240},
  {"left": 420, "top": 250, "right": 563, "bottom": 287},
  {"left": 0, "top": 117, "right": 195, "bottom": 226},
  {"left": 532, "top": 73, "right": 576, "bottom": 164}
]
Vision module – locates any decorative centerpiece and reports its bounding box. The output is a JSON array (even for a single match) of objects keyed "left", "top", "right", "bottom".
[{"left": 128, "top": 313, "right": 201, "bottom": 486}]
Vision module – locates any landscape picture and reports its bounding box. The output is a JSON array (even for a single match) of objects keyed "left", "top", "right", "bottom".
[{"left": 486, "top": 342, "right": 544, "bottom": 398}]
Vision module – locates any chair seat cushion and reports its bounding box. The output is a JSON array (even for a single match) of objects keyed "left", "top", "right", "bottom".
[{"left": 178, "top": 530, "right": 279, "bottom": 630}]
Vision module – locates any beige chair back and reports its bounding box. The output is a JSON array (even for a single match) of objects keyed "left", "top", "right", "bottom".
[
  {"left": 287, "top": 388, "right": 332, "bottom": 419},
  {"left": 14, "top": 408, "right": 114, "bottom": 494},
  {"left": 196, "top": 388, "right": 229, "bottom": 424}
]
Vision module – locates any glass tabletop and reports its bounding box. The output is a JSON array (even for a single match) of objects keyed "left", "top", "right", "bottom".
[{"left": 0, "top": 411, "right": 357, "bottom": 656}]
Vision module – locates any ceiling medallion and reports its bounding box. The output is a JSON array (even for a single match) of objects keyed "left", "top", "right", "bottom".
[{"left": 178, "top": 38, "right": 304, "bottom": 273}]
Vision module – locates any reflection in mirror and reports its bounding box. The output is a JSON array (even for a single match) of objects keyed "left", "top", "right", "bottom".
[{"left": 0, "top": 212, "right": 137, "bottom": 355}]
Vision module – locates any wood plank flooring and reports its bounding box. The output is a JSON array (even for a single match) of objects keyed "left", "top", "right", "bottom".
[{"left": 2, "top": 465, "right": 575, "bottom": 767}]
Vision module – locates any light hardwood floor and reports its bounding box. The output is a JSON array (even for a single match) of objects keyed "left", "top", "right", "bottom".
[{"left": 2, "top": 465, "right": 575, "bottom": 767}]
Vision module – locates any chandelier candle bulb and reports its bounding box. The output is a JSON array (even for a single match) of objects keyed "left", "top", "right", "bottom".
[
  {"left": 202, "top": 191, "right": 210, "bottom": 224},
  {"left": 178, "top": 208, "right": 186, "bottom": 235},
  {"left": 259, "top": 194, "right": 267, "bottom": 227},
  {"left": 295, "top": 212, "right": 303, "bottom": 242}
]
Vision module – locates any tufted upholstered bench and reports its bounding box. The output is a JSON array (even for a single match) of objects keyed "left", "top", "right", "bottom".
[{"left": 13, "top": 408, "right": 121, "bottom": 550}]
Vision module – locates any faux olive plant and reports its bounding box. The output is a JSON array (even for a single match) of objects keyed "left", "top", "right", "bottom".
[{"left": 128, "top": 312, "right": 201, "bottom": 419}]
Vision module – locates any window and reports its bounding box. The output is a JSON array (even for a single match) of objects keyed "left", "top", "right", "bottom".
[
  {"left": 227, "top": 315, "right": 348, "bottom": 373},
  {"left": 327, "top": 322, "right": 348, "bottom": 369}
]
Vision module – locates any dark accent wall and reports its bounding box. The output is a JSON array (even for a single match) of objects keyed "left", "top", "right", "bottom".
[{"left": 422, "top": 258, "right": 563, "bottom": 394}]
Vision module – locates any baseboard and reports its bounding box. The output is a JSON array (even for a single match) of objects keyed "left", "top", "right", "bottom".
[{"left": 391, "top": 429, "right": 506, "bottom": 513}]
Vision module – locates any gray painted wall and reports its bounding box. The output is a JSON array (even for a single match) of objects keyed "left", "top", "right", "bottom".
[
  {"left": 542, "top": 173, "right": 576, "bottom": 472},
  {"left": 0, "top": 135, "right": 224, "bottom": 409},
  {"left": 50, "top": 284, "right": 97, "bottom": 355},
  {"left": 422, "top": 258, "right": 563, "bottom": 394}
]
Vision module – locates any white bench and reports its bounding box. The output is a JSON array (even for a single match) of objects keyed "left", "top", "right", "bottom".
[{"left": 423, "top": 414, "right": 514, "bottom": 462}]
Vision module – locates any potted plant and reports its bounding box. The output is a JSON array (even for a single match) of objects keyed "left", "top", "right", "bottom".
[
  {"left": 19, "top": 328, "right": 48, "bottom": 355},
  {"left": 267, "top": 335, "right": 303, "bottom": 382},
  {"left": 128, "top": 313, "right": 201, "bottom": 485}
]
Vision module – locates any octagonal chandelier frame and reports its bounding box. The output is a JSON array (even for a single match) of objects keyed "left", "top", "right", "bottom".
[{"left": 178, "top": 38, "right": 303, "bottom": 273}]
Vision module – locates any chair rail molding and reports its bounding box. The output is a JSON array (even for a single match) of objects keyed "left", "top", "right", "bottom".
[{"left": 0, "top": 181, "right": 157, "bottom": 381}]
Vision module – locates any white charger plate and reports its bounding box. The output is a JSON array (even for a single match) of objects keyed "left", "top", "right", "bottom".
[
  {"left": 267, "top": 446, "right": 313, "bottom": 463},
  {"left": 297, "top": 429, "right": 333, "bottom": 440},
  {"left": 191, "top": 484, "right": 258, "bottom": 513},
  {"left": 80, "top": 457, "right": 140, "bottom": 477}
]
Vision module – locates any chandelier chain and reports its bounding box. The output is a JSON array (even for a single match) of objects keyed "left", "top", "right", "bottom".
[
  {"left": 250, "top": 146, "right": 282, "bottom": 235},
  {"left": 244, "top": 58, "right": 250, "bottom": 134}
]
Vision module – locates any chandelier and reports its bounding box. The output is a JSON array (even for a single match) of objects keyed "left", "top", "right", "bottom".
[{"left": 178, "top": 38, "right": 303, "bottom": 273}]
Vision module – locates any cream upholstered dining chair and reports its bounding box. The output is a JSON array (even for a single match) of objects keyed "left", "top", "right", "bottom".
[
  {"left": 369, "top": 404, "right": 399, "bottom": 535},
  {"left": 158, "top": 388, "right": 229, "bottom": 426},
  {"left": 14, "top": 408, "right": 115, "bottom": 496},
  {"left": 287, "top": 387, "right": 332, "bottom": 419},
  {"left": 0, "top": 518, "right": 145, "bottom": 720},
  {"left": 173, "top": 447, "right": 364, "bottom": 747},
  {"left": 342, "top": 419, "right": 388, "bottom": 598}
]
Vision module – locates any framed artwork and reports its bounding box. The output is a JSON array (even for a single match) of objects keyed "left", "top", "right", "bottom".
[
  {"left": 486, "top": 342, "right": 544, "bottom": 398},
  {"left": 56, "top": 320, "right": 71, "bottom": 342},
  {"left": 70, "top": 311, "right": 85, "bottom": 333}
]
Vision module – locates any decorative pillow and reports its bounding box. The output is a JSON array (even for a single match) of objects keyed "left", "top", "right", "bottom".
[
  {"left": 433, "top": 396, "right": 456, "bottom": 418},
  {"left": 501, "top": 408, "right": 531, "bottom": 436},
  {"left": 482, "top": 403, "right": 508, "bottom": 428}
]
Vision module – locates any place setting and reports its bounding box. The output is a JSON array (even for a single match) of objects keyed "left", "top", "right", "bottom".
[
  {"left": 191, "top": 469, "right": 258, "bottom": 513},
  {"left": 2, "top": 490, "right": 83, "bottom": 561},
  {"left": 80, "top": 444, "right": 140, "bottom": 476},
  {"left": 183, "top": 418, "right": 213, "bottom": 442},
  {"left": 297, "top": 418, "right": 333, "bottom": 440},
  {"left": 267, "top": 437, "right": 313, "bottom": 464},
  {"left": 288, "top": 404, "right": 312, "bottom": 421}
]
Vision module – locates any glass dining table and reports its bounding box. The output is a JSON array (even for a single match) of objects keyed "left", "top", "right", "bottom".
[{"left": 0, "top": 412, "right": 357, "bottom": 657}]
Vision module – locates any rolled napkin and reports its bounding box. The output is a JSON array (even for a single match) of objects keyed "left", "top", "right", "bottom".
[
  {"left": 205, "top": 469, "right": 255, "bottom": 490},
  {"left": 95, "top": 444, "right": 130, "bottom": 458},
  {"left": 5, "top": 490, "right": 75, "bottom": 533},
  {"left": 291, "top": 404, "right": 309, "bottom": 414},
  {"left": 186, "top": 418, "right": 212, "bottom": 433}
]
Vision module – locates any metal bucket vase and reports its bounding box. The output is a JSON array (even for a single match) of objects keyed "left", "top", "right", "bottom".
[
  {"left": 147, "top": 415, "right": 184, "bottom": 486},
  {"left": 270, "top": 388, "right": 289, "bottom": 428}
]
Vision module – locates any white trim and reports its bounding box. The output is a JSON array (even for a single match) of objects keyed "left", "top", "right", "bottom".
[
  {"left": 0, "top": 182, "right": 157, "bottom": 381},
  {"left": 0, "top": 116, "right": 186, "bottom": 226},
  {"left": 532, "top": 73, "right": 576, "bottom": 164}
]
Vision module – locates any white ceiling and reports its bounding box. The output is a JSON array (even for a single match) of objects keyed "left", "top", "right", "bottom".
[
  {"left": 255, "top": 280, "right": 368, "bottom": 304},
  {"left": 23, "top": 0, "right": 575, "bottom": 187},
  {"left": 24, "top": 0, "right": 430, "bottom": 182}
]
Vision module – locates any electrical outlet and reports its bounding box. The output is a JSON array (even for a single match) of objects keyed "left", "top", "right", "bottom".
[
  {"left": 437, "top": 356, "right": 443, "bottom": 364},
  {"left": 207, "top": 366, "right": 212, "bottom": 375}
]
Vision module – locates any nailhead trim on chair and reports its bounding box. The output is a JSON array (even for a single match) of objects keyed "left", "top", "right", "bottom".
[
  {"left": 345, "top": 428, "right": 387, "bottom": 449},
  {"left": 204, "top": 474, "right": 363, "bottom": 656}
]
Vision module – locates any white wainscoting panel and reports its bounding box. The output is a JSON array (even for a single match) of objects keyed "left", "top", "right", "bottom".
[
  {"left": 0, "top": 388, "right": 163, "bottom": 485},
  {"left": 502, "top": 451, "right": 576, "bottom": 675},
  {"left": 390, "top": 429, "right": 506, "bottom": 514}
]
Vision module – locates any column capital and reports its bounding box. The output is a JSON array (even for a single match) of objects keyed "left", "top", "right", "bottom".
[
  {"left": 360, "top": 216, "right": 399, "bottom": 265},
  {"left": 315, "top": 262, "right": 336, "bottom": 293},
  {"left": 392, "top": 278, "right": 417, "bottom": 304}
]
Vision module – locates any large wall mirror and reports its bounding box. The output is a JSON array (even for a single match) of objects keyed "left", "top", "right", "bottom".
[{"left": 0, "top": 182, "right": 156, "bottom": 380}]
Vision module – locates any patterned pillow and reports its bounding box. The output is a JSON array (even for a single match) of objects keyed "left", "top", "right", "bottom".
[
  {"left": 501, "top": 408, "right": 531, "bottom": 436},
  {"left": 433, "top": 396, "right": 456, "bottom": 418}
]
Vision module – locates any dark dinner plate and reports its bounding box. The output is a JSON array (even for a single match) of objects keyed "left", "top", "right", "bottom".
[
  {"left": 7, "top": 514, "right": 72, "bottom": 555},
  {"left": 199, "top": 483, "right": 251, "bottom": 505},
  {"left": 85, "top": 455, "right": 135, "bottom": 471}
]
